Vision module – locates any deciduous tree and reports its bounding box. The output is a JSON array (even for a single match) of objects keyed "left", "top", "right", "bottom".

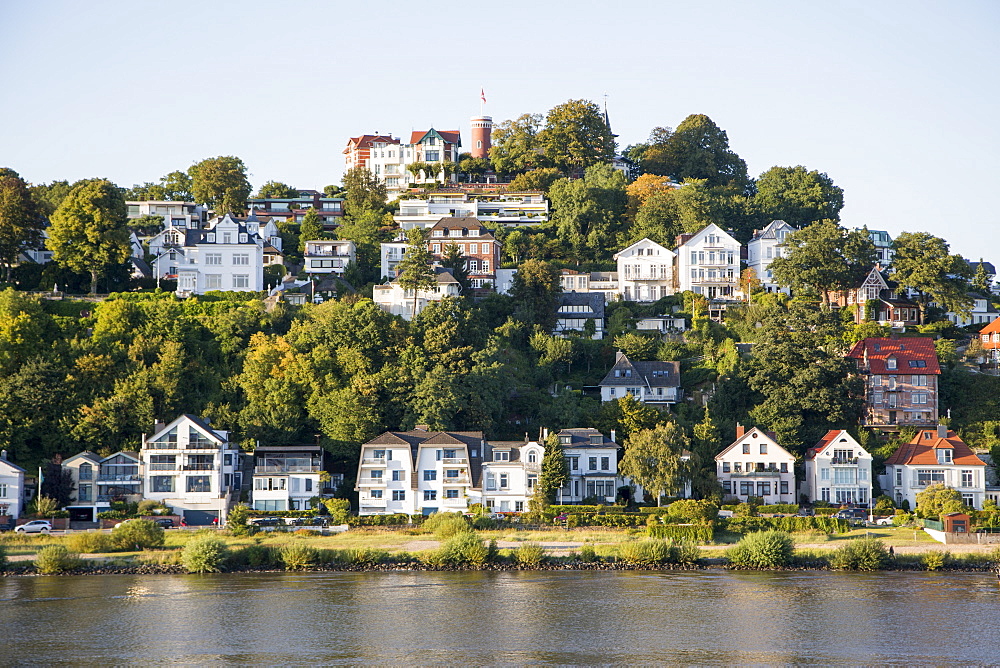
[
  {"left": 46, "top": 178, "right": 131, "bottom": 294},
  {"left": 539, "top": 99, "right": 616, "bottom": 175},
  {"left": 509, "top": 259, "right": 561, "bottom": 330},
  {"left": 0, "top": 170, "right": 43, "bottom": 282},
  {"left": 396, "top": 228, "right": 437, "bottom": 316},
  {"left": 297, "top": 208, "right": 325, "bottom": 252},
  {"left": 753, "top": 165, "right": 844, "bottom": 226},
  {"left": 342, "top": 166, "right": 387, "bottom": 214},
  {"left": 890, "top": 232, "right": 973, "bottom": 321},
  {"left": 188, "top": 156, "right": 251, "bottom": 214},
  {"left": 769, "top": 220, "right": 875, "bottom": 305},
  {"left": 489, "top": 113, "right": 548, "bottom": 175},
  {"left": 255, "top": 180, "right": 298, "bottom": 199},
  {"left": 550, "top": 164, "right": 627, "bottom": 263},
  {"left": 620, "top": 422, "right": 689, "bottom": 506}
]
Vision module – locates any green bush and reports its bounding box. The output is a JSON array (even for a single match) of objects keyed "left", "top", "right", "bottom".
[
  {"left": 757, "top": 504, "right": 799, "bottom": 515},
  {"left": 674, "top": 539, "right": 701, "bottom": 565},
  {"left": 347, "top": 513, "right": 422, "bottom": 527},
  {"left": 515, "top": 543, "right": 545, "bottom": 567},
  {"left": 35, "top": 545, "right": 80, "bottom": 574},
  {"left": 323, "top": 499, "right": 351, "bottom": 525},
  {"left": 722, "top": 516, "right": 848, "bottom": 535},
  {"left": 922, "top": 551, "right": 949, "bottom": 571},
  {"left": 182, "top": 535, "right": 228, "bottom": 573},
  {"left": 892, "top": 512, "right": 914, "bottom": 527},
  {"left": 829, "top": 537, "right": 890, "bottom": 571},
  {"left": 618, "top": 539, "right": 673, "bottom": 565},
  {"left": 112, "top": 519, "right": 166, "bottom": 551},
  {"left": 229, "top": 544, "right": 278, "bottom": 569},
  {"left": 665, "top": 499, "right": 720, "bottom": 522},
  {"left": 280, "top": 543, "right": 319, "bottom": 570},
  {"left": 350, "top": 547, "right": 389, "bottom": 567},
  {"left": 423, "top": 512, "right": 472, "bottom": 539},
  {"left": 579, "top": 544, "right": 597, "bottom": 563},
  {"left": 647, "top": 524, "right": 714, "bottom": 542},
  {"left": 64, "top": 531, "right": 115, "bottom": 554},
  {"left": 428, "top": 532, "right": 491, "bottom": 566},
  {"left": 726, "top": 530, "right": 794, "bottom": 569},
  {"left": 226, "top": 504, "right": 252, "bottom": 536}
]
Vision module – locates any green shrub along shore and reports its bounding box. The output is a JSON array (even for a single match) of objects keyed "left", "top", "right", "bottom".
[{"left": 3, "top": 520, "right": 999, "bottom": 576}]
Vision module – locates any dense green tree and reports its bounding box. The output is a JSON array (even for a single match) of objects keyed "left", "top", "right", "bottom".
[
  {"left": 160, "top": 170, "right": 194, "bottom": 201},
  {"left": 690, "top": 407, "right": 723, "bottom": 498},
  {"left": 46, "top": 178, "right": 131, "bottom": 294},
  {"left": 123, "top": 182, "right": 167, "bottom": 201},
  {"left": 507, "top": 167, "right": 564, "bottom": 194},
  {"left": 341, "top": 167, "right": 387, "bottom": 215},
  {"left": 753, "top": 165, "right": 844, "bottom": 226},
  {"left": 620, "top": 422, "right": 689, "bottom": 506},
  {"left": 625, "top": 126, "right": 674, "bottom": 176},
  {"left": 613, "top": 332, "right": 658, "bottom": 360},
  {"left": 255, "top": 181, "right": 298, "bottom": 199},
  {"left": 550, "top": 163, "right": 627, "bottom": 263},
  {"left": 509, "top": 259, "right": 561, "bottom": 330},
  {"left": 915, "top": 483, "right": 965, "bottom": 519},
  {"left": 538, "top": 99, "right": 616, "bottom": 175},
  {"left": 458, "top": 157, "right": 490, "bottom": 182},
  {"left": 646, "top": 115, "right": 750, "bottom": 191},
  {"left": 971, "top": 259, "right": 993, "bottom": 295},
  {"left": 298, "top": 208, "right": 325, "bottom": 252},
  {"left": 396, "top": 227, "right": 436, "bottom": 316},
  {"left": 29, "top": 180, "right": 71, "bottom": 217},
  {"left": 890, "top": 232, "right": 973, "bottom": 320},
  {"left": 439, "top": 242, "right": 470, "bottom": 292},
  {"left": 0, "top": 356, "right": 69, "bottom": 467},
  {"left": 537, "top": 431, "right": 568, "bottom": 503},
  {"left": 0, "top": 170, "right": 43, "bottom": 282},
  {"left": 488, "top": 113, "right": 548, "bottom": 175},
  {"left": 188, "top": 156, "right": 251, "bottom": 214},
  {"left": 768, "top": 220, "right": 876, "bottom": 305},
  {"left": 235, "top": 333, "right": 308, "bottom": 445}
]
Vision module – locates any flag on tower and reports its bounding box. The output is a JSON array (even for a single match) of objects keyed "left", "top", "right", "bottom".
[{"left": 480, "top": 88, "right": 487, "bottom": 104}]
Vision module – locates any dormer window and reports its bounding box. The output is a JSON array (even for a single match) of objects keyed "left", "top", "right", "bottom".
[
  {"left": 938, "top": 449, "right": 954, "bottom": 464},
  {"left": 494, "top": 451, "right": 509, "bottom": 462},
  {"left": 207, "top": 233, "right": 216, "bottom": 243},
  {"left": 886, "top": 357, "right": 897, "bottom": 370},
  {"left": 560, "top": 435, "right": 572, "bottom": 445},
  {"left": 239, "top": 233, "right": 248, "bottom": 243},
  {"left": 590, "top": 435, "right": 603, "bottom": 445},
  {"left": 527, "top": 451, "right": 537, "bottom": 463}
]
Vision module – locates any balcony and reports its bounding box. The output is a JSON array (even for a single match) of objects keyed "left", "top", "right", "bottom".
[
  {"left": 97, "top": 474, "right": 141, "bottom": 482},
  {"left": 441, "top": 496, "right": 467, "bottom": 506},
  {"left": 148, "top": 463, "right": 178, "bottom": 471},
  {"left": 357, "top": 477, "right": 387, "bottom": 487},
  {"left": 442, "top": 458, "right": 468, "bottom": 465},
  {"left": 728, "top": 470, "right": 782, "bottom": 478},
  {"left": 361, "top": 458, "right": 387, "bottom": 465},
  {"left": 255, "top": 465, "right": 321, "bottom": 474},
  {"left": 442, "top": 476, "right": 471, "bottom": 485},
  {"left": 360, "top": 497, "right": 387, "bottom": 507},
  {"left": 305, "top": 249, "right": 352, "bottom": 258},
  {"left": 182, "top": 464, "right": 217, "bottom": 471}
]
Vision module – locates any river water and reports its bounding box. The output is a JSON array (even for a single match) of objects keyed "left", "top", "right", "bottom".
[{"left": 2, "top": 570, "right": 998, "bottom": 665}]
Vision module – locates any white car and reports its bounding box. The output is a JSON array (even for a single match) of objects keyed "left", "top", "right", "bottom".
[
  {"left": 14, "top": 520, "right": 53, "bottom": 534},
  {"left": 873, "top": 516, "right": 894, "bottom": 526}
]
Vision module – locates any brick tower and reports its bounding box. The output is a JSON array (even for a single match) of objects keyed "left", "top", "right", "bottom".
[{"left": 470, "top": 116, "right": 492, "bottom": 159}]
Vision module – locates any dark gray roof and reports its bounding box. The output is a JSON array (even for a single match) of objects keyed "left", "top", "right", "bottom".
[
  {"left": 557, "top": 428, "right": 619, "bottom": 449},
  {"left": 968, "top": 260, "right": 996, "bottom": 275},
  {"left": 558, "top": 292, "right": 605, "bottom": 319},
  {"left": 750, "top": 220, "right": 795, "bottom": 241},
  {"left": 363, "top": 430, "right": 485, "bottom": 486},
  {"left": 600, "top": 351, "right": 681, "bottom": 388}
]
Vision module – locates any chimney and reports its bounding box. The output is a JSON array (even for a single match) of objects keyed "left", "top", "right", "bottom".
[
  {"left": 415, "top": 424, "right": 430, "bottom": 432},
  {"left": 543, "top": 428, "right": 549, "bottom": 440},
  {"left": 153, "top": 420, "right": 165, "bottom": 432},
  {"left": 736, "top": 423, "right": 746, "bottom": 439},
  {"left": 611, "top": 429, "right": 617, "bottom": 444},
  {"left": 1, "top": 449, "right": 7, "bottom": 461},
  {"left": 937, "top": 424, "right": 948, "bottom": 439}
]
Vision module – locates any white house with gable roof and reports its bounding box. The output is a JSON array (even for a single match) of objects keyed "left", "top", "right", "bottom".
[
  {"left": 0, "top": 450, "right": 26, "bottom": 521},
  {"left": 747, "top": 220, "right": 796, "bottom": 293},
  {"left": 716, "top": 426, "right": 796, "bottom": 503},
  {"left": 804, "top": 430, "right": 873, "bottom": 505},
  {"left": 476, "top": 439, "right": 543, "bottom": 513},
  {"left": 676, "top": 223, "right": 741, "bottom": 298},
  {"left": 614, "top": 238, "right": 676, "bottom": 302},
  {"left": 172, "top": 214, "right": 264, "bottom": 295}
]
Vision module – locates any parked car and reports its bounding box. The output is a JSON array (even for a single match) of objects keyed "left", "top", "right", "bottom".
[
  {"left": 873, "top": 516, "right": 894, "bottom": 526},
  {"left": 151, "top": 517, "right": 175, "bottom": 529},
  {"left": 15, "top": 520, "right": 53, "bottom": 534},
  {"left": 249, "top": 517, "right": 281, "bottom": 528}
]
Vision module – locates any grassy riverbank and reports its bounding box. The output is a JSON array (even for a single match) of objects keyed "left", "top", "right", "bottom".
[{"left": 3, "top": 525, "right": 998, "bottom": 575}]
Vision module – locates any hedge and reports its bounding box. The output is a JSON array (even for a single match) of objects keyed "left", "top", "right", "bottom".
[
  {"left": 347, "top": 514, "right": 425, "bottom": 527},
  {"left": 648, "top": 524, "right": 714, "bottom": 542},
  {"left": 757, "top": 504, "right": 799, "bottom": 515},
  {"left": 722, "top": 516, "right": 849, "bottom": 534}
]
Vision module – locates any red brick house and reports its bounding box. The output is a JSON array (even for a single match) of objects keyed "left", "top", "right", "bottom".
[
  {"left": 426, "top": 217, "right": 500, "bottom": 289},
  {"left": 846, "top": 337, "right": 940, "bottom": 428}
]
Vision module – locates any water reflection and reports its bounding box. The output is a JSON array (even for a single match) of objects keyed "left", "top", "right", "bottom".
[{"left": 1, "top": 571, "right": 998, "bottom": 664}]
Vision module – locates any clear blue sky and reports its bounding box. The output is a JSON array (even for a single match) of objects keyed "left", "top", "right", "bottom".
[{"left": 1, "top": 0, "right": 997, "bottom": 262}]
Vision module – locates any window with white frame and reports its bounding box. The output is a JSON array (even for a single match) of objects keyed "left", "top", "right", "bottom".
[
  {"left": 205, "top": 274, "right": 222, "bottom": 290},
  {"left": 233, "top": 275, "right": 249, "bottom": 289},
  {"left": 233, "top": 254, "right": 249, "bottom": 266},
  {"left": 392, "top": 490, "right": 405, "bottom": 501},
  {"left": 205, "top": 253, "right": 222, "bottom": 265}
]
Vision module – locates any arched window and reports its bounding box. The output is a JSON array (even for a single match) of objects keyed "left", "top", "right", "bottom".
[
  {"left": 477, "top": 140, "right": 482, "bottom": 149},
  {"left": 79, "top": 463, "right": 92, "bottom": 481}
]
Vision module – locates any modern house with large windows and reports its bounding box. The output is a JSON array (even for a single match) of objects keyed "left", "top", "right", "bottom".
[
  {"left": 715, "top": 426, "right": 797, "bottom": 504},
  {"left": 803, "top": 430, "right": 873, "bottom": 505},
  {"left": 883, "top": 426, "right": 986, "bottom": 510},
  {"left": 252, "top": 445, "right": 335, "bottom": 512},
  {"left": 141, "top": 415, "right": 241, "bottom": 525},
  {"left": 476, "top": 439, "right": 543, "bottom": 513},
  {"left": 675, "top": 223, "right": 741, "bottom": 299},
  {"left": 62, "top": 451, "right": 104, "bottom": 522}
]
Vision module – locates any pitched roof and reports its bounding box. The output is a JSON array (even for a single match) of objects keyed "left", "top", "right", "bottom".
[
  {"left": 750, "top": 219, "right": 796, "bottom": 241},
  {"left": 846, "top": 337, "right": 941, "bottom": 375},
  {"left": 805, "top": 430, "right": 866, "bottom": 460},
  {"left": 556, "top": 428, "right": 619, "bottom": 449},
  {"left": 361, "top": 430, "right": 485, "bottom": 485},
  {"left": 599, "top": 351, "right": 680, "bottom": 388},
  {"left": 410, "top": 129, "right": 461, "bottom": 145},
  {"left": 884, "top": 428, "right": 985, "bottom": 467},
  {"left": 558, "top": 292, "right": 605, "bottom": 319},
  {"left": 345, "top": 134, "right": 399, "bottom": 151},
  {"left": 980, "top": 317, "right": 1000, "bottom": 337},
  {"left": 613, "top": 238, "right": 675, "bottom": 260},
  {"left": 715, "top": 428, "right": 792, "bottom": 461}
]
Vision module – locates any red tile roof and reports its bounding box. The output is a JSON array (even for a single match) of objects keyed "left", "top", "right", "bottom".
[
  {"left": 980, "top": 318, "right": 1000, "bottom": 349},
  {"left": 410, "top": 130, "right": 461, "bottom": 145},
  {"left": 845, "top": 337, "right": 940, "bottom": 375},
  {"left": 884, "top": 429, "right": 985, "bottom": 467},
  {"left": 805, "top": 429, "right": 843, "bottom": 460},
  {"left": 344, "top": 134, "right": 398, "bottom": 151}
]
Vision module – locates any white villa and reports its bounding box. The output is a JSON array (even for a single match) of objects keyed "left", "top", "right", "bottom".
[
  {"left": 884, "top": 426, "right": 987, "bottom": 510},
  {"left": 395, "top": 192, "right": 549, "bottom": 229},
  {"left": 62, "top": 451, "right": 104, "bottom": 522},
  {"left": 0, "top": 450, "right": 25, "bottom": 521},
  {"left": 599, "top": 351, "right": 681, "bottom": 406},
  {"left": 373, "top": 268, "right": 461, "bottom": 320},
  {"left": 716, "top": 426, "right": 797, "bottom": 504},
  {"left": 747, "top": 220, "right": 796, "bottom": 293},
  {"left": 557, "top": 428, "right": 623, "bottom": 504},
  {"left": 803, "top": 430, "right": 873, "bottom": 505},
  {"left": 676, "top": 223, "right": 741, "bottom": 298},
  {"left": 155, "top": 214, "right": 265, "bottom": 295},
  {"left": 355, "top": 429, "right": 485, "bottom": 516},
  {"left": 476, "top": 440, "right": 543, "bottom": 513},
  {"left": 304, "top": 239, "right": 356, "bottom": 278},
  {"left": 142, "top": 415, "right": 241, "bottom": 525},
  {"left": 614, "top": 238, "right": 676, "bottom": 302},
  {"left": 252, "top": 445, "right": 333, "bottom": 512}
]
